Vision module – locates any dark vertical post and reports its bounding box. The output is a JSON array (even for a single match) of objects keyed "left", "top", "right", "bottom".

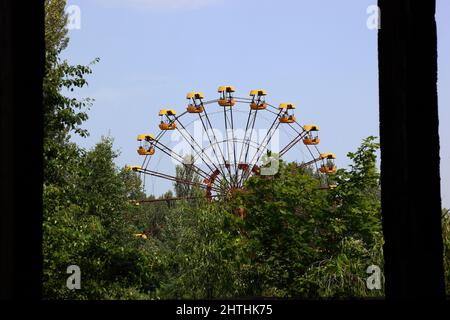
[
  {"left": 0, "top": 1, "right": 44, "bottom": 299},
  {"left": 378, "top": 0, "right": 445, "bottom": 299}
]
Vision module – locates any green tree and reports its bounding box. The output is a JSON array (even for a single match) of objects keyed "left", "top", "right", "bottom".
[
  {"left": 240, "top": 162, "right": 329, "bottom": 297},
  {"left": 237, "top": 136, "right": 384, "bottom": 298},
  {"left": 155, "top": 201, "right": 243, "bottom": 299},
  {"left": 326, "top": 136, "right": 382, "bottom": 249},
  {"left": 142, "top": 137, "right": 386, "bottom": 299},
  {"left": 43, "top": 138, "right": 155, "bottom": 299},
  {"left": 43, "top": 0, "right": 98, "bottom": 185},
  {"left": 174, "top": 155, "right": 202, "bottom": 199},
  {"left": 295, "top": 136, "right": 384, "bottom": 297},
  {"left": 43, "top": 1, "right": 155, "bottom": 299},
  {"left": 43, "top": 0, "right": 100, "bottom": 298}
]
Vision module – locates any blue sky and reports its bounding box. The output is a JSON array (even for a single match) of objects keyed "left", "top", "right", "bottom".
[{"left": 63, "top": 0, "right": 449, "bottom": 208}]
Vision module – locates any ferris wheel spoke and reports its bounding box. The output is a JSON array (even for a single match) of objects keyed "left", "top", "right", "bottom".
[
  {"left": 285, "top": 122, "right": 303, "bottom": 136},
  {"left": 154, "top": 129, "right": 168, "bottom": 142},
  {"left": 265, "top": 107, "right": 301, "bottom": 130},
  {"left": 202, "top": 107, "right": 235, "bottom": 187},
  {"left": 301, "top": 145, "right": 327, "bottom": 186},
  {"left": 279, "top": 131, "right": 308, "bottom": 157},
  {"left": 311, "top": 144, "right": 329, "bottom": 187},
  {"left": 298, "top": 154, "right": 321, "bottom": 168},
  {"left": 235, "top": 109, "right": 259, "bottom": 187},
  {"left": 229, "top": 105, "right": 239, "bottom": 187},
  {"left": 138, "top": 168, "right": 221, "bottom": 193},
  {"left": 170, "top": 110, "right": 188, "bottom": 123},
  {"left": 241, "top": 124, "right": 280, "bottom": 184},
  {"left": 266, "top": 105, "right": 303, "bottom": 132},
  {"left": 140, "top": 155, "right": 148, "bottom": 169},
  {"left": 196, "top": 113, "right": 232, "bottom": 189},
  {"left": 237, "top": 134, "right": 259, "bottom": 187},
  {"left": 237, "top": 108, "right": 256, "bottom": 171},
  {"left": 223, "top": 107, "right": 236, "bottom": 187},
  {"left": 173, "top": 127, "right": 225, "bottom": 188},
  {"left": 313, "top": 144, "right": 322, "bottom": 155},
  {"left": 190, "top": 138, "right": 262, "bottom": 190},
  {"left": 152, "top": 139, "right": 212, "bottom": 183},
  {"left": 239, "top": 109, "right": 283, "bottom": 185},
  {"left": 263, "top": 107, "right": 305, "bottom": 140},
  {"left": 141, "top": 157, "right": 151, "bottom": 177},
  {"left": 252, "top": 121, "right": 280, "bottom": 167},
  {"left": 243, "top": 110, "right": 259, "bottom": 164},
  {"left": 172, "top": 118, "right": 227, "bottom": 186}
]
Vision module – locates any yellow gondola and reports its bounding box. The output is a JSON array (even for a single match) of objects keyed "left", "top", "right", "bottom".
[
  {"left": 250, "top": 89, "right": 267, "bottom": 96},
  {"left": 319, "top": 153, "right": 337, "bottom": 174},
  {"left": 279, "top": 103, "right": 296, "bottom": 110},
  {"left": 279, "top": 103, "right": 297, "bottom": 123},
  {"left": 158, "top": 109, "right": 177, "bottom": 116},
  {"left": 186, "top": 92, "right": 205, "bottom": 113},
  {"left": 159, "top": 122, "right": 177, "bottom": 130},
  {"left": 137, "top": 134, "right": 155, "bottom": 155},
  {"left": 137, "top": 134, "right": 155, "bottom": 141},
  {"left": 129, "top": 165, "right": 143, "bottom": 172},
  {"left": 303, "top": 125, "right": 320, "bottom": 145},
  {"left": 320, "top": 153, "right": 336, "bottom": 159},
  {"left": 218, "top": 85, "right": 235, "bottom": 107},
  {"left": 319, "top": 166, "right": 336, "bottom": 174},
  {"left": 134, "top": 232, "right": 148, "bottom": 240},
  {"left": 186, "top": 92, "right": 204, "bottom": 100},
  {"left": 186, "top": 105, "right": 204, "bottom": 113},
  {"left": 137, "top": 146, "right": 155, "bottom": 155},
  {"left": 159, "top": 109, "right": 177, "bottom": 130},
  {"left": 279, "top": 115, "right": 297, "bottom": 123},
  {"left": 249, "top": 89, "right": 267, "bottom": 110}
]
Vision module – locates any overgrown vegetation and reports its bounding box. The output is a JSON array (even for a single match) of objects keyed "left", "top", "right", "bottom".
[{"left": 43, "top": 0, "right": 450, "bottom": 299}]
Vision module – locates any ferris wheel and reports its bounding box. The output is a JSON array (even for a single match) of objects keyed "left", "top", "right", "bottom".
[{"left": 129, "top": 86, "right": 336, "bottom": 203}]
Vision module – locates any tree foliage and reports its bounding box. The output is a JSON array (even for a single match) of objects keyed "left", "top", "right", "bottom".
[
  {"left": 43, "top": 0, "right": 151, "bottom": 299},
  {"left": 43, "top": 0, "right": 98, "bottom": 186},
  {"left": 144, "top": 137, "right": 386, "bottom": 299}
]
